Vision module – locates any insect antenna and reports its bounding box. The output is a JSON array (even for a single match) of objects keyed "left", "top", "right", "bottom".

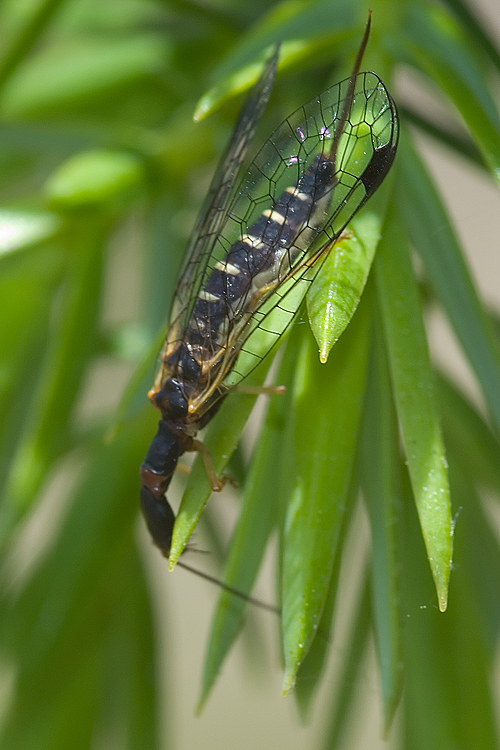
[
  {"left": 328, "top": 11, "right": 372, "bottom": 167},
  {"left": 176, "top": 561, "right": 334, "bottom": 647},
  {"left": 141, "top": 485, "right": 280, "bottom": 613},
  {"left": 176, "top": 563, "right": 334, "bottom": 644},
  {"left": 175, "top": 559, "right": 280, "bottom": 614}
]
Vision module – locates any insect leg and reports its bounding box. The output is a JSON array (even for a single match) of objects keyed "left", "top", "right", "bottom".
[
  {"left": 231, "top": 384, "right": 286, "bottom": 395},
  {"left": 191, "top": 438, "right": 225, "bottom": 491},
  {"left": 174, "top": 462, "right": 192, "bottom": 476}
]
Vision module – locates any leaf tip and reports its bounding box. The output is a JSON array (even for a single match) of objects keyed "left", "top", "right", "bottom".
[
  {"left": 319, "top": 347, "right": 330, "bottom": 364},
  {"left": 195, "top": 690, "right": 209, "bottom": 716},
  {"left": 438, "top": 590, "right": 448, "bottom": 612},
  {"left": 193, "top": 99, "right": 209, "bottom": 122},
  {"left": 282, "top": 660, "right": 301, "bottom": 695},
  {"left": 168, "top": 552, "right": 179, "bottom": 571}
]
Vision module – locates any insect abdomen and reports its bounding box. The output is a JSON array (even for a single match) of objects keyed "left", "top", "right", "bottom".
[
  {"left": 186, "top": 154, "right": 335, "bottom": 356},
  {"left": 140, "top": 418, "right": 184, "bottom": 497}
]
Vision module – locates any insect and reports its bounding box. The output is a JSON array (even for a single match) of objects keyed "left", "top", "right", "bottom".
[{"left": 140, "top": 16, "right": 399, "bottom": 563}]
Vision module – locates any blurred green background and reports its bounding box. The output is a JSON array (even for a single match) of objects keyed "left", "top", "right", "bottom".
[{"left": 1, "top": 0, "right": 500, "bottom": 748}]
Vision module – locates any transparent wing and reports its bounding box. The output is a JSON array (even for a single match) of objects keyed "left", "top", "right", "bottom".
[
  {"left": 165, "top": 46, "right": 280, "bottom": 351},
  {"left": 188, "top": 72, "right": 399, "bottom": 413}
]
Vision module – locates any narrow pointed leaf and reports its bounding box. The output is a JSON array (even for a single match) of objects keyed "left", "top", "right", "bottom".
[
  {"left": 281, "top": 295, "right": 370, "bottom": 693},
  {"left": 198, "top": 341, "right": 296, "bottom": 710},
  {"left": 322, "top": 573, "right": 371, "bottom": 750},
  {"left": 359, "top": 311, "right": 403, "bottom": 729},
  {"left": 450, "top": 463, "right": 500, "bottom": 650},
  {"left": 293, "top": 475, "right": 357, "bottom": 720},
  {"left": 307, "top": 208, "right": 382, "bottom": 362},
  {"left": 0, "top": 209, "right": 60, "bottom": 255},
  {"left": 169, "top": 359, "right": 274, "bottom": 566},
  {"left": 215, "top": 0, "right": 354, "bottom": 80},
  {"left": 398, "top": 134, "right": 500, "bottom": 436},
  {"left": 44, "top": 149, "right": 144, "bottom": 209},
  {"left": 399, "top": 465, "right": 498, "bottom": 750},
  {"left": 194, "top": 49, "right": 281, "bottom": 123},
  {"left": 0, "top": 247, "right": 62, "bottom": 543},
  {"left": 403, "top": 5, "right": 500, "bottom": 181},
  {"left": 375, "top": 203, "right": 452, "bottom": 611},
  {"left": 3, "top": 227, "right": 105, "bottom": 524},
  {"left": 399, "top": 105, "right": 483, "bottom": 168},
  {"left": 437, "top": 373, "right": 500, "bottom": 495},
  {"left": 0, "top": 412, "right": 160, "bottom": 750},
  {"left": 197, "top": 0, "right": 357, "bottom": 119},
  {"left": 443, "top": 0, "right": 500, "bottom": 73}
]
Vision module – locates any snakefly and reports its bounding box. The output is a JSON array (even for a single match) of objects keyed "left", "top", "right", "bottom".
[{"left": 140, "top": 17, "right": 399, "bottom": 563}]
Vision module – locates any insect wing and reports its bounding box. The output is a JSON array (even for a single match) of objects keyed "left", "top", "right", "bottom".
[
  {"left": 214, "top": 72, "right": 399, "bottom": 390},
  {"left": 165, "top": 47, "right": 280, "bottom": 353}
]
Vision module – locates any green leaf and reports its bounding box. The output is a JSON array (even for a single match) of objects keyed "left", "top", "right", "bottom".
[
  {"left": 198, "top": 339, "right": 296, "bottom": 710},
  {"left": 399, "top": 465, "right": 498, "bottom": 750},
  {"left": 399, "top": 104, "right": 484, "bottom": 168},
  {"left": 208, "top": 0, "right": 356, "bottom": 85},
  {"left": 0, "top": 411, "right": 159, "bottom": 750},
  {"left": 293, "top": 475, "right": 357, "bottom": 720},
  {"left": 169, "top": 357, "right": 275, "bottom": 567},
  {"left": 2, "top": 0, "right": 500, "bottom": 741},
  {"left": 2, "top": 224, "right": 105, "bottom": 528},
  {"left": 0, "top": 246, "right": 62, "bottom": 540},
  {"left": 44, "top": 149, "right": 145, "bottom": 209},
  {"left": 375, "top": 201, "right": 452, "bottom": 611},
  {"left": 437, "top": 372, "right": 500, "bottom": 496},
  {"left": 194, "top": 0, "right": 359, "bottom": 120},
  {"left": 398, "top": 134, "right": 500, "bottom": 436},
  {"left": 322, "top": 573, "right": 372, "bottom": 749},
  {"left": 450, "top": 462, "right": 500, "bottom": 651},
  {"left": 1, "top": 35, "right": 168, "bottom": 117},
  {"left": 443, "top": 0, "right": 500, "bottom": 74},
  {"left": 280, "top": 293, "right": 370, "bottom": 693},
  {"left": 359, "top": 311, "right": 403, "bottom": 729},
  {"left": 307, "top": 208, "right": 383, "bottom": 363},
  {"left": 193, "top": 46, "right": 284, "bottom": 122},
  {"left": 0, "top": 209, "right": 60, "bottom": 255},
  {"left": 0, "top": 0, "right": 66, "bottom": 90},
  {"left": 402, "top": 4, "right": 500, "bottom": 182},
  {"left": 107, "top": 328, "right": 165, "bottom": 438}
]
